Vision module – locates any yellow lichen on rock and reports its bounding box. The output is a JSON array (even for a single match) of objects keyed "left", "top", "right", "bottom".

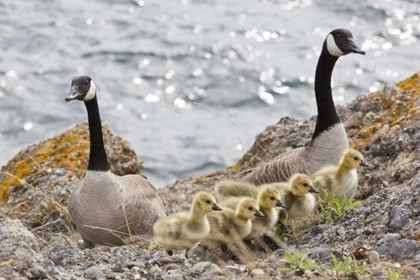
[{"left": 0, "top": 122, "right": 144, "bottom": 205}]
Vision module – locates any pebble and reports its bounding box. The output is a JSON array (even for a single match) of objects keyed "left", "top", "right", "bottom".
[
  {"left": 250, "top": 269, "right": 265, "bottom": 277},
  {"left": 84, "top": 266, "right": 104, "bottom": 280},
  {"left": 367, "top": 251, "right": 380, "bottom": 264}
]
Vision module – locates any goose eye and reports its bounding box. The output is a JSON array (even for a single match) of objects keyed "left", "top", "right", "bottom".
[
  {"left": 270, "top": 197, "right": 275, "bottom": 200},
  {"left": 303, "top": 183, "right": 308, "bottom": 187},
  {"left": 205, "top": 200, "right": 211, "bottom": 204},
  {"left": 248, "top": 207, "right": 253, "bottom": 210},
  {"left": 85, "top": 80, "right": 89, "bottom": 85},
  {"left": 354, "top": 157, "right": 358, "bottom": 160}
]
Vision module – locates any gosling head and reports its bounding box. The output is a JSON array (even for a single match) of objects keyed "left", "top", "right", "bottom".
[
  {"left": 289, "top": 174, "right": 318, "bottom": 196},
  {"left": 257, "top": 186, "right": 286, "bottom": 209},
  {"left": 341, "top": 148, "right": 368, "bottom": 170},
  {"left": 236, "top": 198, "right": 264, "bottom": 220},
  {"left": 192, "top": 192, "right": 222, "bottom": 214},
  {"left": 324, "top": 29, "right": 365, "bottom": 57},
  {"left": 65, "top": 76, "right": 97, "bottom": 102}
]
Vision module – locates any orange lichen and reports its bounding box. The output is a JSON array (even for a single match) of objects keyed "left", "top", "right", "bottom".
[{"left": 0, "top": 124, "right": 92, "bottom": 203}]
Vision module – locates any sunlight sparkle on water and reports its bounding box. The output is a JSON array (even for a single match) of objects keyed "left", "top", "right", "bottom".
[
  {"left": 24, "top": 123, "right": 33, "bottom": 131},
  {"left": 86, "top": 18, "right": 93, "bottom": 25},
  {"left": 117, "top": 104, "right": 123, "bottom": 110},
  {"left": 132, "top": 76, "right": 143, "bottom": 85},
  {"left": 145, "top": 93, "right": 159, "bottom": 102},
  {"left": 236, "top": 144, "right": 243, "bottom": 151},
  {"left": 165, "top": 86, "right": 175, "bottom": 94}
]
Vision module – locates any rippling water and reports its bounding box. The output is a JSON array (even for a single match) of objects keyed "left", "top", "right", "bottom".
[{"left": 0, "top": 0, "right": 419, "bottom": 187}]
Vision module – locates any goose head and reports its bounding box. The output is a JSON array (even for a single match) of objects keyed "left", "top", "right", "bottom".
[
  {"left": 325, "top": 29, "right": 365, "bottom": 57},
  {"left": 257, "top": 186, "right": 286, "bottom": 209},
  {"left": 192, "top": 192, "right": 221, "bottom": 215},
  {"left": 290, "top": 173, "right": 318, "bottom": 196},
  {"left": 341, "top": 148, "right": 368, "bottom": 170},
  {"left": 65, "top": 75, "right": 97, "bottom": 102},
  {"left": 236, "top": 198, "right": 264, "bottom": 220}
]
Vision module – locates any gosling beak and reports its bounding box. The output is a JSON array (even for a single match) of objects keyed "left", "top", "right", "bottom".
[
  {"left": 254, "top": 210, "right": 264, "bottom": 217},
  {"left": 65, "top": 86, "right": 82, "bottom": 102},
  {"left": 346, "top": 38, "right": 365, "bottom": 55},
  {"left": 276, "top": 200, "right": 286, "bottom": 208},
  {"left": 280, "top": 224, "right": 289, "bottom": 233},
  {"left": 359, "top": 160, "right": 368, "bottom": 167},
  {"left": 309, "top": 186, "right": 319, "bottom": 194},
  {"left": 212, "top": 204, "right": 222, "bottom": 211}
]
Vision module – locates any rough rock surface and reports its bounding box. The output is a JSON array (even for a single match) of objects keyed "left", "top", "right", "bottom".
[{"left": 1, "top": 73, "right": 420, "bottom": 279}]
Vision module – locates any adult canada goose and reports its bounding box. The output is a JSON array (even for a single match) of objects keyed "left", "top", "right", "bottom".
[
  {"left": 153, "top": 192, "right": 221, "bottom": 258},
  {"left": 313, "top": 148, "right": 368, "bottom": 198},
  {"left": 65, "top": 76, "right": 166, "bottom": 248},
  {"left": 268, "top": 174, "right": 318, "bottom": 232},
  {"left": 219, "top": 185, "right": 285, "bottom": 234},
  {"left": 244, "top": 29, "right": 365, "bottom": 185},
  {"left": 201, "top": 197, "right": 264, "bottom": 251}
]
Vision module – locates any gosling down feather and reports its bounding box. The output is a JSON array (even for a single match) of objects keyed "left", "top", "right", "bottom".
[
  {"left": 201, "top": 197, "right": 264, "bottom": 250},
  {"left": 313, "top": 148, "right": 368, "bottom": 198},
  {"left": 267, "top": 174, "right": 318, "bottom": 231},
  {"left": 217, "top": 183, "right": 285, "bottom": 234},
  {"left": 153, "top": 192, "right": 221, "bottom": 257},
  {"left": 244, "top": 29, "right": 366, "bottom": 185},
  {"left": 66, "top": 76, "right": 166, "bottom": 248}
]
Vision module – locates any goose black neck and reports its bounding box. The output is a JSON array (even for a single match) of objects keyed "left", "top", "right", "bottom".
[
  {"left": 84, "top": 96, "right": 110, "bottom": 171},
  {"left": 312, "top": 47, "right": 340, "bottom": 141}
]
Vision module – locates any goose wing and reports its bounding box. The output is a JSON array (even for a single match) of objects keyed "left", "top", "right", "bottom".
[
  {"left": 243, "top": 148, "right": 310, "bottom": 185},
  {"left": 116, "top": 174, "right": 167, "bottom": 234}
]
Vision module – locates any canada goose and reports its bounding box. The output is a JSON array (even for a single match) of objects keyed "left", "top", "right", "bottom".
[
  {"left": 201, "top": 197, "right": 264, "bottom": 251},
  {"left": 65, "top": 76, "right": 166, "bottom": 249},
  {"left": 244, "top": 29, "right": 365, "bottom": 185},
  {"left": 268, "top": 174, "right": 318, "bottom": 231},
  {"left": 312, "top": 148, "right": 368, "bottom": 198},
  {"left": 218, "top": 184, "right": 285, "bottom": 234},
  {"left": 153, "top": 192, "right": 221, "bottom": 257}
]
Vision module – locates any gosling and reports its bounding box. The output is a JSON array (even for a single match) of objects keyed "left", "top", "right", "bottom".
[
  {"left": 312, "top": 148, "right": 368, "bottom": 199},
  {"left": 219, "top": 185, "right": 285, "bottom": 234},
  {"left": 215, "top": 179, "right": 258, "bottom": 201},
  {"left": 153, "top": 192, "right": 221, "bottom": 257},
  {"left": 268, "top": 174, "right": 318, "bottom": 232},
  {"left": 201, "top": 197, "right": 264, "bottom": 251}
]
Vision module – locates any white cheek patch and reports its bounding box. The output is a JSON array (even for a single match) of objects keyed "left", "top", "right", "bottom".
[
  {"left": 83, "top": 81, "right": 96, "bottom": 101},
  {"left": 326, "top": 34, "right": 345, "bottom": 57}
]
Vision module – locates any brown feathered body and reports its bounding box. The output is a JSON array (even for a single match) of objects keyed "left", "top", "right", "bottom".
[{"left": 69, "top": 171, "right": 166, "bottom": 247}]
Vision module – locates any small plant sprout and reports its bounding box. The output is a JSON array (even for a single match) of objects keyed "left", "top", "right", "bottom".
[
  {"left": 319, "top": 189, "right": 361, "bottom": 222},
  {"left": 283, "top": 249, "right": 317, "bottom": 273},
  {"left": 326, "top": 255, "right": 367, "bottom": 279}
]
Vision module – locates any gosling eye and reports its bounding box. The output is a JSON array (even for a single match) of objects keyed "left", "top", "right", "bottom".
[
  {"left": 205, "top": 200, "right": 211, "bottom": 204},
  {"left": 303, "top": 183, "right": 308, "bottom": 187},
  {"left": 354, "top": 157, "right": 359, "bottom": 160},
  {"left": 270, "top": 197, "right": 275, "bottom": 200},
  {"left": 248, "top": 206, "right": 253, "bottom": 211}
]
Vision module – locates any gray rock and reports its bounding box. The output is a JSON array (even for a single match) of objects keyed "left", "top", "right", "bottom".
[
  {"left": 389, "top": 207, "right": 410, "bottom": 229},
  {"left": 308, "top": 247, "right": 334, "bottom": 263},
  {"left": 84, "top": 266, "right": 104, "bottom": 279},
  {"left": 187, "top": 262, "right": 224, "bottom": 278},
  {"left": 377, "top": 234, "right": 420, "bottom": 261}
]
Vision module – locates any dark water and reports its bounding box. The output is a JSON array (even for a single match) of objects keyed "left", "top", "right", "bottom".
[{"left": 1, "top": 0, "right": 419, "bottom": 187}]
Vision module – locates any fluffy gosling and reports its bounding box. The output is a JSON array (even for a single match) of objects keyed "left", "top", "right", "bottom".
[
  {"left": 312, "top": 148, "right": 368, "bottom": 199},
  {"left": 268, "top": 174, "right": 318, "bottom": 232},
  {"left": 201, "top": 197, "right": 264, "bottom": 251},
  {"left": 220, "top": 185, "right": 285, "bottom": 234},
  {"left": 153, "top": 191, "right": 221, "bottom": 257},
  {"left": 215, "top": 179, "right": 258, "bottom": 201}
]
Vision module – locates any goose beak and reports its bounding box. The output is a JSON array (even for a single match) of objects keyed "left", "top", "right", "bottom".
[
  {"left": 359, "top": 160, "right": 368, "bottom": 167},
  {"left": 276, "top": 200, "right": 286, "bottom": 208},
  {"left": 346, "top": 39, "right": 365, "bottom": 55},
  {"left": 309, "top": 186, "right": 319, "bottom": 193},
  {"left": 65, "top": 86, "right": 82, "bottom": 102},
  {"left": 254, "top": 210, "right": 264, "bottom": 217},
  {"left": 212, "top": 204, "right": 222, "bottom": 211}
]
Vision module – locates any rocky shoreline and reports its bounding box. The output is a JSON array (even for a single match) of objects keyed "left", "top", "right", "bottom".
[{"left": 1, "top": 73, "right": 420, "bottom": 279}]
